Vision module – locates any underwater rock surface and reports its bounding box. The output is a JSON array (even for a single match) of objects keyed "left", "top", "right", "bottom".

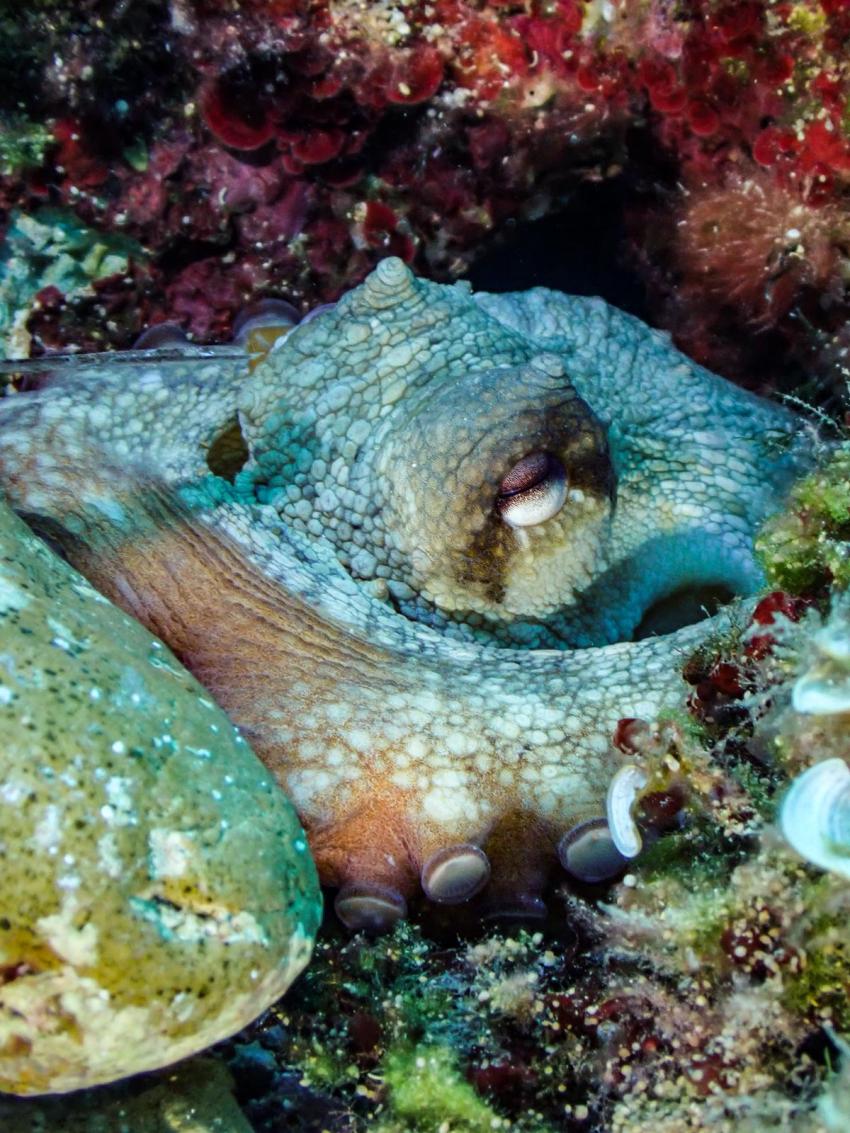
[
  {"left": 0, "top": 499, "right": 320, "bottom": 1095},
  {"left": 0, "top": 1058, "right": 253, "bottom": 1133}
]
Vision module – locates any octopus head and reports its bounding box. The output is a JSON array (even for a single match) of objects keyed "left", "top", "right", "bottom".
[{"left": 240, "top": 258, "right": 805, "bottom": 649}]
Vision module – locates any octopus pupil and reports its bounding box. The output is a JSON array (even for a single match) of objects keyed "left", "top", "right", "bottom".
[{"left": 498, "top": 452, "right": 556, "bottom": 498}]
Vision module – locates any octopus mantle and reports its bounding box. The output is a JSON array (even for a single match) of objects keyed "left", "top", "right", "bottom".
[{"left": 0, "top": 259, "right": 808, "bottom": 930}]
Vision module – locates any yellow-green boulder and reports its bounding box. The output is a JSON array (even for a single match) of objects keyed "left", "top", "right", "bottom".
[{"left": 0, "top": 501, "right": 321, "bottom": 1095}]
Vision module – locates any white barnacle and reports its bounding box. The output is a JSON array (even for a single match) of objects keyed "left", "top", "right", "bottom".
[
  {"left": 780, "top": 758, "right": 850, "bottom": 879},
  {"left": 792, "top": 609, "right": 850, "bottom": 716},
  {"left": 606, "top": 764, "right": 648, "bottom": 858}
]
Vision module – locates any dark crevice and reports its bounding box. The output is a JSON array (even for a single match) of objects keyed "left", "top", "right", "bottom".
[
  {"left": 633, "top": 583, "right": 737, "bottom": 640},
  {"left": 206, "top": 416, "right": 250, "bottom": 482}
]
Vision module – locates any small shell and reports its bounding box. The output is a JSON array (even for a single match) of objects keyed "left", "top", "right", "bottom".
[
  {"left": 792, "top": 669, "right": 850, "bottom": 715},
  {"left": 780, "top": 758, "right": 850, "bottom": 879},
  {"left": 606, "top": 764, "right": 648, "bottom": 858},
  {"left": 792, "top": 617, "right": 850, "bottom": 716},
  {"left": 815, "top": 621, "right": 850, "bottom": 664}
]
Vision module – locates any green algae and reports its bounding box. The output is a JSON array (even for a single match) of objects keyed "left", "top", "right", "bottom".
[
  {"left": 0, "top": 116, "right": 52, "bottom": 176},
  {"left": 781, "top": 881, "right": 850, "bottom": 1033},
  {"left": 786, "top": 1, "right": 828, "bottom": 37},
  {"left": 228, "top": 859, "right": 843, "bottom": 1133},
  {"left": 622, "top": 835, "right": 738, "bottom": 971},
  {"left": 784, "top": 934, "right": 850, "bottom": 1033},
  {"left": 756, "top": 443, "right": 850, "bottom": 594},
  {"left": 379, "top": 1044, "right": 510, "bottom": 1132},
  {"left": 634, "top": 824, "right": 742, "bottom": 893},
  {"left": 122, "top": 136, "right": 149, "bottom": 173},
  {"left": 727, "top": 760, "right": 780, "bottom": 821},
  {"left": 244, "top": 924, "right": 577, "bottom": 1131}
]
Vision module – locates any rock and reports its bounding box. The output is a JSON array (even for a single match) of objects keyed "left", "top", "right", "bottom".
[
  {"left": 0, "top": 500, "right": 321, "bottom": 1095},
  {"left": 0, "top": 1057, "right": 254, "bottom": 1132}
]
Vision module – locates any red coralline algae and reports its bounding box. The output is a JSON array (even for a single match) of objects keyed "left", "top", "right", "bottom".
[
  {"left": 52, "top": 119, "right": 110, "bottom": 189},
  {"left": 384, "top": 46, "right": 444, "bottom": 105},
  {"left": 359, "top": 200, "right": 415, "bottom": 262},
  {"left": 744, "top": 590, "right": 813, "bottom": 661},
  {"left": 199, "top": 80, "right": 276, "bottom": 152},
  {"left": 618, "top": 0, "right": 850, "bottom": 379},
  {"left": 165, "top": 257, "right": 263, "bottom": 342},
  {"left": 3, "top": 0, "right": 850, "bottom": 376},
  {"left": 673, "top": 172, "right": 849, "bottom": 328}
]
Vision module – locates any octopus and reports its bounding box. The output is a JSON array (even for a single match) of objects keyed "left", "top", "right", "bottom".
[{"left": 0, "top": 257, "right": 810, "bottom": 931}]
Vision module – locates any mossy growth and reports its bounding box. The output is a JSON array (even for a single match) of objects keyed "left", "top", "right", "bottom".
[
  {"left": 756, "top": 442, "right": 850, "bottom": 594},
  {"left": 786, "top": 1, "right": 828, "bottom": 37},
  {"left": 784, "top": 936, "right": 850, "bottom": 1033},
  {"left": 275, "top": 921, "right": 521, "bottom": 1088},
  {"left": 727, "top": 759, "right": 780, "bottom": 822},
  {"left": 623, "top": 826, "right": 740, "bottom": 971},
  {"left": 0, "top": 115, "right": 52, "bottom": 176},
  {"left": 378, "top": 1044, "right": 510, "bottom": 1132},
  {"left": 634, "top": 820, "right": 745, "bottom": 892},
  {"left": 782, "top": 878, "right": 850, "bottom": 1032},
  {"left": 225, "top": 923, "right": 589, "bottom": 1132}
]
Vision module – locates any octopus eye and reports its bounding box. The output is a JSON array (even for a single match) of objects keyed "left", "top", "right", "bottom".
[{"left": 496, "top": 451, "right": 567, "bottom": 528}]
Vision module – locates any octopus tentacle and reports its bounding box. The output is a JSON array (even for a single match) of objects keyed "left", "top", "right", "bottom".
[
  {"left": 419, "top": 843, "right": 491, "bottom": 905},
  {"left": 0, "top": 260, "right": 814, "bottom": 926},
  {"left": 0, "top": 431, "right": 727, "bottom": 918}
]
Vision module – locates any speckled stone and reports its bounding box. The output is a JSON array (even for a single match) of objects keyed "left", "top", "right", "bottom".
[{"left": 0, "top": 500, "right": 321, "bottom": 1095}]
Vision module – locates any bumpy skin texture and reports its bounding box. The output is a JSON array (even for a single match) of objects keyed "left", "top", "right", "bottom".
[
  {"left": 0, "top": 259, "right": 809, "bottom": 926},
  {"left": 0, "top": 500, "right": 320, "bottom": 1095}
]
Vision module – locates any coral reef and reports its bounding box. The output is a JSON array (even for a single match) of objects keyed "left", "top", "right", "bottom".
[{"left": 1, "top": 0, "right": 849, "bottom": 383}]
